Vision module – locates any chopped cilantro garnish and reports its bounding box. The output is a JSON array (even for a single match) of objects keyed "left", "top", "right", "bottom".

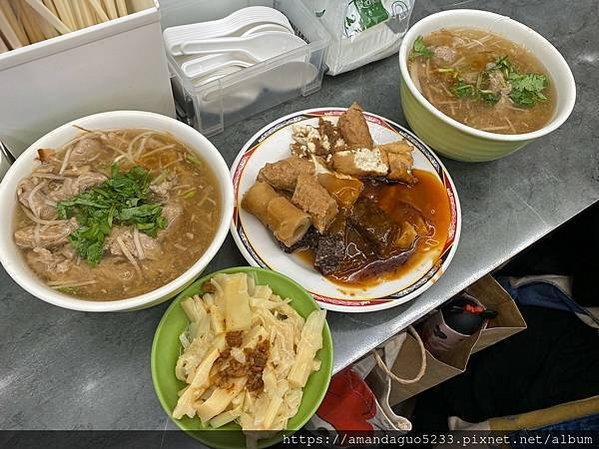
[
  {"left": 439, "top": 56, "right": 548, "bottom": 107},
  {"left": 508, "top": 73, "right": 548, "bottom": 107},
  {"left": 410, "top": 36, "right": 434, "bottom": 59},
  {"left": 57, "top": 164, "right": 166, "bottom": 266},
  {"left": 450, "top": 77, "right": 476, "bottom": 98}
]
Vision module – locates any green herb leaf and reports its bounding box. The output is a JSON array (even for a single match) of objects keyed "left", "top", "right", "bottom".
[
  {"left": 57, "top": 164, "right": 166, "bottom": 266},
  {"left": 479, "top": 90, "right": 501, "bottom": 105},
  {"left": 508, "top": 73, "right": 548, "bottom": 107},
  {"left": 410, "top": 36, "right": 433, "bottom": 59},
  {"left": 490, "top": 56, "right": 516, "bottom": 78},
  {"left": 450, "top": 77, "right": 476, "bottom": 98}
]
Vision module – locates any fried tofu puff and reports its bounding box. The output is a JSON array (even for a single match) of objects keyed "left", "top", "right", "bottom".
[
  {"left": 258, "top": 156, "right": 315, "bottom": 192},
  {"left": 331, "top": 148, "right": 389, "bottom": 178},
  {"left": 291, "top": 174, "right": 338, "bottom": 233},
  {"left": 337, "top": 103, "right": 374, "bottom": 149},
  {"left": 378, "top": 141, "right": 418, "bottom": 185}
]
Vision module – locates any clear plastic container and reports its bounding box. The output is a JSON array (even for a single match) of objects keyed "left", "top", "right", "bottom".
[{"left": 160, "top": 0, "right": 331, "bottom": 136}]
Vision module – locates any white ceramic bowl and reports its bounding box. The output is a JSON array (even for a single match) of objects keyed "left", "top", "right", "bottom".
[
  {"left": 399, "top": 9, "right": 576, "bottom": 162},
  {"left": 0, "top": 111, "right": 234, "bottom": 312}
]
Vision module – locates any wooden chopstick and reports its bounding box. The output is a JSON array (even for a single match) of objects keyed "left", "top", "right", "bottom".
[
  {"left": 0, "top": 33, "right": 9, "bottom": 52},
  {"left": 115, "top": 0, "right": 126, "bottom": 18},
  {"left": 0, "top": 2, "right": 23, "bottom": 48},
  {"left": 102, "top": 0, "right": 117, "bottom": 20},
  {"left": 87, "top": 0, "right": 109, "bottom": 23},
  {"left": 52, "top": 0, "right": 76, "bottom": 30},
  {"left": 15, "top": 0, "right": 45, "bottom": 43},
  {"left": 0, "top": 0, "right": 29, "bottom": 45},
  {"left": 31, "top": 8, "right": 58, "bottom": 39},
  {"left": 23, "top": 0, "right": 72, "bottom": 35},
  {"left": 69, "top": 0, "right": 84, "bottom": 30},
  {"left": 79, "top": 0, "right": 95, "bottom": 27},
  {"left": 41, "top": 0, "right": 58, "bottom": 17}
]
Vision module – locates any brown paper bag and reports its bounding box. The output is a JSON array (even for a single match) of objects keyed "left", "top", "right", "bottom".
[
  {"left": 467, "top": 276, "right": 527, "bottom": 353},
  {"left": 388, "top": 275, "right": 526, "bottom": 405}
]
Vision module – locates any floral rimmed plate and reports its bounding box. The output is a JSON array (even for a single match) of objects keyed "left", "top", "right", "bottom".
[{"left": 230, "top": 108, "right": 461, "bottom": 313}]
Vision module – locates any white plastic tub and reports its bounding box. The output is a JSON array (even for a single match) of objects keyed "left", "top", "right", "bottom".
[
  {"left": 161, "top": 0, "right": 330, "bottom": 136},
  {"left": 0, "top": 0, "right": 175, "bottom": 156}
]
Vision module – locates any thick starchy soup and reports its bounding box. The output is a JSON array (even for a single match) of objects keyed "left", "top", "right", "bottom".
[
  {"left": 409, "top": 28, "right": 556, "bottom": 134},
  {"left": 13, "top": 128, "right": 220, "bottom": 300}
]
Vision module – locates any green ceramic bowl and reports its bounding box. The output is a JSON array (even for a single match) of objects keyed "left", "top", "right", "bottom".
[
  {"left": 151, "top": 266, "right": 333, "bottom": 449},
  {"left": 399, "top": 10, "right": 576, "bottom": 162}
]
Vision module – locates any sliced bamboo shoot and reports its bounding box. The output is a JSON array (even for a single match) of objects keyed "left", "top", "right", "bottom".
[
  {"left": 287, "top": 310, "right": 326, "bottom": 388},
  {"left": 197, "top": 379, "right": 245, "bottom": 423},
  {"left": 209, "top": 404, "right": 242, "bottom": 428},
  {"left": 220, "top": 272, "right": 252, "bottom": 331}
]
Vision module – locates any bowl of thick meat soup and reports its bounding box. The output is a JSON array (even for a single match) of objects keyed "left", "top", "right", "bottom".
[
  {"left": 399, "top": 9, "right": 576, "bottom": 162},
  {"left": 0, "top": 111, "right": 234, "bottom": 312}
]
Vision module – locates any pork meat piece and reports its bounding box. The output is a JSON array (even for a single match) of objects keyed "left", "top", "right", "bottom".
[
  {"left": 258, "top": 156, "right": 315, "bottom": 192},
  {"left": 68, "top": 136, "right": 104, "bottom": 165},
  {"left": 17, "top": 177, "right": 56, "bottom": 219},
  {"left": 14, "top": 218, "right": 78, "bottom": 248},
  {"left": 47, "top": 172, "right": 107, "bottom": 202},
  {"left": 433, "top": 46, "right": 457, "bottom": 64},
  {"left": 106, "top": 226, "right": 160, "bottom": 260},
  {"left": 27, "top": 247, "right": 71, "bottom": 274},
  {"left": 162, "top": 202, "right": 182, "bottom": 231},
  {"left": 149, "top": 176, "right": 177, "bottom": 199},
  {"left": 337, "top": 103, "right": 374, "bottom": 149}
]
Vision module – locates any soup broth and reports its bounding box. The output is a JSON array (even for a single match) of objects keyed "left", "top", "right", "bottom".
[
  {"left": 409, "top": 28, "right": 556, "bottom": 134},
  {"left": 13, "top": 129, "right": 221, "bottom": 301}
]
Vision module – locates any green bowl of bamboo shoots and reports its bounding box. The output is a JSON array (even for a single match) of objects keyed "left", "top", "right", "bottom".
[{"left": 151, "top": 266, "right": 333, "bottom": 449}]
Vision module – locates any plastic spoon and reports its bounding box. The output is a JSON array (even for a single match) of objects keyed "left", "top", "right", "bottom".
[
  {"left": 191, "top": 65, "right": 246, "bottom": 88},
  {"left": 164, "top": 7, "right": 293, "bottom": 55},
  {"left": 165, "top": 6, "right": 291, "bottom": 38},
  {"left": 180, "top": 31, "right": 307, "bottom": 61},
  {"left": 181, "top": 52, "right": 253, "bottom": 78},
  {"left": 240, "top": 23, "right": 293, "bottom": 37}
]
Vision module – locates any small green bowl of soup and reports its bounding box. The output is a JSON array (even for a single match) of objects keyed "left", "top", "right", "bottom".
[{"left": 399, "top": 9, "right": 576, "bottom": 162}]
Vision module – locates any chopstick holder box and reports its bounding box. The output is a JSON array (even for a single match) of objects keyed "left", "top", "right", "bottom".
[{"left": 0, "top": 0, "right": 174, "bottom": 156}]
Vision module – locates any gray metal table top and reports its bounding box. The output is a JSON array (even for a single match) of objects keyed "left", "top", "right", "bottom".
[{"left": 1, "top": 0, "right": 597, "bottom": 431}]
